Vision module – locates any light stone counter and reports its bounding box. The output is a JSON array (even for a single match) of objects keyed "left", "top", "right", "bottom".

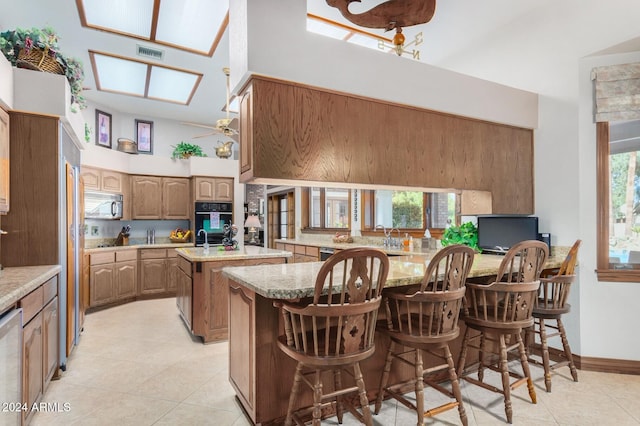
[
  {"left": 85, "top": 242, "right": 193, "bottom": 254},
  {"left": 222, "top": 251, "right": 566, "bottom": 300},
  {"left": 0, "top": 265, "right": 61, "bottom": 313},
  {"left": 176, "top": 245, "right": 292, "bottom": 262}
]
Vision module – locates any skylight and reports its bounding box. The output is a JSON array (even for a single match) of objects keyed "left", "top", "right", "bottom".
[
  {"left": 77, "top": 0, "right": 228, "bottom": 56},
  {"left": 90, "top": 51, "right": 202, "bottom": 105}
]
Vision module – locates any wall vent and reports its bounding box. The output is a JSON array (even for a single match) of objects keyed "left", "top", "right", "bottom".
[{"left": 136, "top": 44, "right": 165, "bottom": 60}]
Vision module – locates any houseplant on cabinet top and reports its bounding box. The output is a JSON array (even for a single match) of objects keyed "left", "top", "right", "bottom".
[
  {"left": 171, "top": 141, "right": 207, "bottom": 159},
  {"left": 0, "top": 26, "right": 86, "bottom": 110}
]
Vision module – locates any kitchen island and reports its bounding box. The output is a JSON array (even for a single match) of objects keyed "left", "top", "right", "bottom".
[
  {"left": 221, "top": 250, "right": 566, "bottom": 425},
  {"left": 174, "top": 246, "right": 291, "bottom": 343}
]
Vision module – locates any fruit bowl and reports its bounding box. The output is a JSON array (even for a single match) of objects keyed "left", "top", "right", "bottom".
[{"left": 170, "top": 229, "right": 191, "bottom": 243}]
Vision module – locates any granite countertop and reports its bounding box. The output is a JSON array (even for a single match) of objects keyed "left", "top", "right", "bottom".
[
  {"left": 85, "top": 242, "right": 193, "bottom": 253},
  {"left": 222, "top": 251, "right": 566, "bottom": 300},
  {"left": 274, "top": 238, "right": 429, "bottom": 256},
  {"left": 176, "top": 245, "right": 293, "bottom": 262},
  {"left": 0, "top": 265, "right": 62, "bottom": 313}
]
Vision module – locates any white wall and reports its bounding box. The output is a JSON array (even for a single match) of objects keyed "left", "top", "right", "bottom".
[
  {"left": 229, "top": 0, "right": 538, "bottom": 129},
  {"left": 0, "top": 53, "right": 13, "bottom": 109}
]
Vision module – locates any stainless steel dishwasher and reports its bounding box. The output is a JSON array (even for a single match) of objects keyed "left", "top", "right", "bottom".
[
  {"left": 319, "top": 247, "right": 335, "bottom": 261},
  {"left": 0, "top": 308, "right": 22, "bottom": 426}
]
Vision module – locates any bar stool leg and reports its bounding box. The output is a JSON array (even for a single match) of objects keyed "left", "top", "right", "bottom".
[
  {"left": 285, "top": 363, "right": 304, "bottom": 426},
  {"left": 353, "top": 362, "right": 373, "bottom": 426},
  {"left": 498, "top": 334, "right": 513, "bottom": 424},
  {"left": 516, "top": 332, "right": 537, "bottom": 404},
  {"left": 415, "top": 349, "right": 425, "bottom": 426},
  {"left": 478, "top": 332, "right": 487, "bottom": 382},
  {"left": 375, "top": 340, "right": 395, "bottom": 414},
  {"left": 557, "top": 318, "right": 579, "bottom": 382},
  {"left": 456, "top": 327, "right": 471, "bottom": 376},
  {"left": 312, "top": 369, "right": 323, "bottom": 426},
  {"left": 334, "top": 369, "right": 344, "bottom": 423},
  {"left": 539, "top": 318, "right": 552, "bottom": 392},
  {"left": 444, "top": 345, "right": 468, "bottom": 426}
]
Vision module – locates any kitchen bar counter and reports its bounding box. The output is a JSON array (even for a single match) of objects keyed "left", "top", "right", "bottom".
[
  {"left": 0, "top": 265, "right": 61, "bottom": 313},
  {"left": 84, "top": 242, "right": 193, "bottom": 253},
  {"left": 222, "top": 250, "right": 566, "bottom": 300},
  {"left": 221, "top": 250, "right": 565, "bottom": 425}
]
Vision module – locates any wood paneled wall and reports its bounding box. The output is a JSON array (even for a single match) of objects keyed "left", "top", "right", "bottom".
[{"left": 242, "top": 76, "right": 535, "bottom": 214}]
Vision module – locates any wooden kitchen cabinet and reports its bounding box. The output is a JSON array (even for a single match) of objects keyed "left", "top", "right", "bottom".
[
  {"left": 81, "top": 166, "right": 124, "bottom": 193},
  {"left": 176, "top": 255, "right": 192, "bottom": 329},
  {"left": 131, "top": 175, "right": 163, "bottom": 219},
  {"left": 162, "top": 177, "right": 190, "bottom": 219},
  {"left": 90, "top": 264, "right": 116, "bottom": 306},
  {"left": 193, "top": 176, "right": 234, "bottom": 202},
  {"left": 239, "top": 85, "right": 253, "bottom": 179},
  {"left": 276, "top": 242, "right": 318, "bottom": 263},
  {"left": 0, "top": 107, "right": 9, "bottom": 214},
  {"left": 89, "top": 250, "right": 138, "bottom": 307},
  {"left": 18, "top": 274, "right": 59, "bottom": 425},
  {"left": 139, "top": 248, "right": 178, "bottom": 296},
  {"left": 115, "top": 261, "right": 137, "bottom": 298}
]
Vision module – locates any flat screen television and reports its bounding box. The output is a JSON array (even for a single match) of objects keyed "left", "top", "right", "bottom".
[{"left": 477, "top": 216, "right": 539, "bottom": 254}]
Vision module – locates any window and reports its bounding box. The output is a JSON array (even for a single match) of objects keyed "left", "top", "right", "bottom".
[
  {"left": 267, "top": 190, "right": 294, "bottom": 248},
  {"left": 307, "top": 187, "right": 350, "bottom": 230},
  {"left": 596, "top": 120, "right": 640, "bottom": 281},
  {"left": 368, "top": 190, "right": 456, "bottom": 231}
]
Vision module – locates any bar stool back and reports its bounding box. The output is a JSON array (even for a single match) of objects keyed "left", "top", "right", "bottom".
[
  {"left": 457, "top": 240, "right": 548, "bottom": 424},
  {"left": 374, "top": 244, "right": 475, "bottom": 426},
  {"left": 527, "top": 239, "right": 581, "bottom": 392},
  {"left": 276, "top": 247, "right": 390, "bottom": 426}
]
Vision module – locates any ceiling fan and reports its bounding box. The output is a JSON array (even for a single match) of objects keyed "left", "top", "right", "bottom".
[{"left": 182, "top": 67, "right": 239, "bottom": 141}]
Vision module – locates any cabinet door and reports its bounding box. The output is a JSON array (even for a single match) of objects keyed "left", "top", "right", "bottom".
[
  {"left": 194, "top": 177, "right": 216, "bottom": 201},
  {"left": 101, "top": 170, "right": 123, "bottom": 193},
  {"left": 162, "top": 177, "right": 190, "bottom": 219},
  {"left": 22, "top": 312, "right": 43, "bottom": 426},
  {"left": 177, "top": 267, "right": 192, "bottom": 329},
  {"left": 115, "top": 261, "right": 137, "bottom": 299},
  {"left": 215, "top": 178, "right": 234, "bottom": 202},
  {"left": 167, "top": 257, "right": 178, "bottom": 293},
  {"left": 80, "top": 166, "right": 100, "bottom": 191},
  {"left": 140, "top": 258, "right": 167, "bottom": 294},
  {"left": 89, "top": 265, "right": 116, "bottom": 307},
  {"left": 131, "top": 175, "right": 163, "bottom": 219},
  {"left": 228, "top": 282, "right": 255, "bottom": 418},
  {"left": 0, "top": 108, "right": 9, "bottom": 213},
  {"left": 43, "top": 296, "right": 59, "bottom": 388}
]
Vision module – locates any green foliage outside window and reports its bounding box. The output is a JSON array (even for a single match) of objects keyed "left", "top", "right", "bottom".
[{"left": 392, "top": 191, "right": 423, "bottom": 228}]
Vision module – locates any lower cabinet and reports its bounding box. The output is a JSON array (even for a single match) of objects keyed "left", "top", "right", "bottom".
[
  {"left": 139, "top": 248, "right": 178, "bottom": 296},
  {"left": 276, "top": 242, "right": 319, "bottom": 263},
  {"left": 89, "top": 250, "right": 138, "bottom": 308},
  {"left": 176, "top": 255, "right": 192, "bottom": 329},
  {"left": 18, "top": 274, "right": 59, "bottom": 425}
]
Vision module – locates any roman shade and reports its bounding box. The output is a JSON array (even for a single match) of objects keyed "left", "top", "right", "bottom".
[{"left": 592, "top": 62, "right": 640, "bottom": 122}]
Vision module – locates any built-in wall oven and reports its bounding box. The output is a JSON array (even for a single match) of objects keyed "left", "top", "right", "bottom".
[{"left": 194, "top": 202, "right": 233, "bottom": 246}]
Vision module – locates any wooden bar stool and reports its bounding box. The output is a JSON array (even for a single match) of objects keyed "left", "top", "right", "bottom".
[
  {"left": 526, "top": 239, "right": 581, "bottom": 392},
  {"left": 374, "top": 245, "right": 475, "bottom": 426},
  {"left": 457, "top": 240, "right": 548, "bottom": 424},
  {"left": 275, "top": 247, "right": 390, "bottom": 426}
]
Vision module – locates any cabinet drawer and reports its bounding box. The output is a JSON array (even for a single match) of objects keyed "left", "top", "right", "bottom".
[
  {"left": 43, "top": 276, "right": 58, "bottom": 305},
  {"left": 116, "top": 250, "right": 138, "bottom": 262},
  {"left": 90, "top": 251, "right": 115, "bottom": 265},
  {"left": 305, "top": 246, "right": 319, "bottom": 257},
  {"left": 19, "top": 286, "right": 44, "bottom": 325},
  {"left": 166, "top": 249, "right": 179, "bottom": 258},
  {"left": 294, "top": 245, "right": 305, "bottom": 254},
  {"left": 140, "top": 249, "right": 167, "bottom": 259},
  {"left": 178, "top": 256, "right": 192, "bottom": 277}
]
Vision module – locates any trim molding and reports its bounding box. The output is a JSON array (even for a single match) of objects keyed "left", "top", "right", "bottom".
[{"left": 574, "top": 353, "right": 640, "bottom": 375}]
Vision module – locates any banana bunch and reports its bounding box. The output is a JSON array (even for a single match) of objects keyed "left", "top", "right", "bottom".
[{"left": 170, "top": 228, "right": 191, "bottom": 240}]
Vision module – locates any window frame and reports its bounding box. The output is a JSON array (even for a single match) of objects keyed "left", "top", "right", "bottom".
[
  {"left": 301, "top": 187, "right": 351, "bottom": 233},
  {"left": 596, "top": 121, "right": 640, "bottom": 282}
]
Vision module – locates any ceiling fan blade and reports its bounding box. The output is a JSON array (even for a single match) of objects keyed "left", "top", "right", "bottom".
[
  {"left": 192, "top": 131, "right": 217, "bottom": 139},
  {"left": 227, "top": 117, "right": 239, "bottom": 130},
  {"left": 181, "top": 121, "right": 218, "bottom": 130},
  {"left": 229, "top": 133, "right": 239, "bottom": 142}
]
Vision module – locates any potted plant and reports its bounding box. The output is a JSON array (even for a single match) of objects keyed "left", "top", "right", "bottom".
[
  {"left": 171, "top": 141, "right": 207, "bottom": 159},
  {"left": 441, "top": 221, "right": 480, "bottom": 252},
  {"left": 0, "top": 26, "right": 86, "bottom": 110}
]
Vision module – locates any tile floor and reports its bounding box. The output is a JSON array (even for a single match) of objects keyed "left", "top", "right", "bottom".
[{"left": 32, "top": 298, "right": 640, "bottom": 425}]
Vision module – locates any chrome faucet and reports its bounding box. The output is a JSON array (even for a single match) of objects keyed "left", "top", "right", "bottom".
[
  {"left": 375, "top": 224, "right": 392, "bottom": 247},
  {"left": 197, "top": 229, "right": 209, "bottom": 252},
  {"left": 389, "top": 228, "right": 401, "bottom": 248}
]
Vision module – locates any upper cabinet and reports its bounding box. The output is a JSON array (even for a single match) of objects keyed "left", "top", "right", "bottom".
[
  {"left": 193, "top": 177, "right": 233, "bottom": 202},
  {"left": 132, "top": 175, "right": 190, "bottom": 220},
  {"left": 81, "top": 166, "right": 124, "bottom": 194},
  {"left": 239, "top": 86, "right": 253, "bottom": 180},
  {"left": 0, "top": 108, "right": 9, "bottom": 213}
]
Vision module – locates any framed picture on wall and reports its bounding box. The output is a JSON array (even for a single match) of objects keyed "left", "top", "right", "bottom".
[
  {"left": 95, "top": 109, "right": 112, "bottom": 148},
  {"left": 135, "top": 119, "right": 153, "bottom": 154}
]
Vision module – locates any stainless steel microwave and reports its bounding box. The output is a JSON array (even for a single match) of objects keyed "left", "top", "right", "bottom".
[{"left": 84, "top": 191, "right": 123, "bottom": 219}]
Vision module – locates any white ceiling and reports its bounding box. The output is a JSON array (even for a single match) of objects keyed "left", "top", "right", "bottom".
[{"left": 3, "top": 0, "right": 640, "bottom": 127}]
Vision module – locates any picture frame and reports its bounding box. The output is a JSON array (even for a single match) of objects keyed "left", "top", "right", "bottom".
[
  {"left": 95, "top": 109, "right": 112, "bottom": 148},
  {"left": 135, "top": 119, "right": 154, "bottom": 154}
]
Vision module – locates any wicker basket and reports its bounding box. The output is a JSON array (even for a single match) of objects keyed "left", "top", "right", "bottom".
[{"left": 17, "top": 48, "right": 64, "bottom": 75}]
